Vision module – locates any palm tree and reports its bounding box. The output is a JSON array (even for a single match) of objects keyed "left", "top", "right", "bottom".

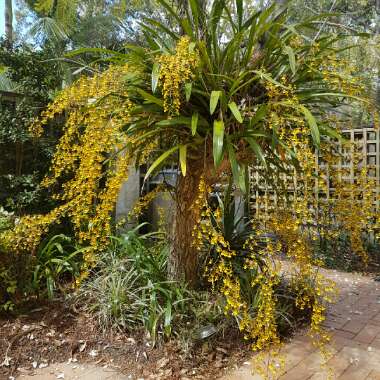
[
  {"left": 24, "top": 0, "right": 160, "bottom": 49},
  {"left": 26, "top": 0, "right": 374, "bottom": 285},
  {"left": 120, "top": 0, "right": 369, "bottom": 283}
]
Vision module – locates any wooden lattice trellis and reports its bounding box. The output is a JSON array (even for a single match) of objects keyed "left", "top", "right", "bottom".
[{"left": 249, "top": 128, "right": 380, "bottom": 219}]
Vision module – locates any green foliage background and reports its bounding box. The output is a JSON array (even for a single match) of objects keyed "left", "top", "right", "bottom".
[{"left": 0, "top": 42, "right": 62, "bottom": 213}]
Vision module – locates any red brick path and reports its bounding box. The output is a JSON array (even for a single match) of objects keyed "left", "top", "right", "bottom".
[{"left": 223, "top": 269, "right": 380, "bottom": 380}]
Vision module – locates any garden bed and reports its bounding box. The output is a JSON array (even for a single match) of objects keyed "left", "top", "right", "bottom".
[{"left": 0, "top": 300, "right": 251, "bottom": 380}]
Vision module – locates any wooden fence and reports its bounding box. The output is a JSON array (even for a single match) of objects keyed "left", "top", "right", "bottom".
[{"left": 249, "top": 128, "right": 380, "bottom": 219}]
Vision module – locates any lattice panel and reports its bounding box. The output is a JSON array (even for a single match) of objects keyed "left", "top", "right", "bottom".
[{"left": 249, "top": 128, "right": 380, "bottom": 219}]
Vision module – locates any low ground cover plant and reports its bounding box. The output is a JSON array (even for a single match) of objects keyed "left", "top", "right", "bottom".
[
  {"left": 76, "top": 225, "right": 192, "bottom": 345},
  {"left": 0, "top": 209, "right": 83, "bottom": 310}
]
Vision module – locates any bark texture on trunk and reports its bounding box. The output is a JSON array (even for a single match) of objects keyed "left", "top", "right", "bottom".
[
  {"left": 5, "top": 0, "right": 13, "bottom": 42},
  {"left": 168, "top": 155, "right": 233, "bottom": 286},
  {"left": 168, "top": 161, "right": 203, "bottom": 286}
]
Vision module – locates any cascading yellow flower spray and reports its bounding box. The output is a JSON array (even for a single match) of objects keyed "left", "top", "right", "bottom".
[
  {"left": 158, "top": 36, "right": 199, "bottom": 115},
  {"left": 8, "top": 64, "right": 135, "bottom": 275}
]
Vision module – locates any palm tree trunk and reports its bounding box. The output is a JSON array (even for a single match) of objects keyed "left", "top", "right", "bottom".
[
  {"left": 5, "top": 0, "right": 13, "bottom": 42},
  {"left": 168, "top": 153, "right": 234, "bottom": 286},
  {"left": 168, "top": 160, "right": 203, "bottom": 286}
]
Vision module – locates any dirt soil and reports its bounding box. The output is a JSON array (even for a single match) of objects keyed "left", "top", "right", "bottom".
[{"left": 0, "top": 301, "right": 251, "bottom": 380}]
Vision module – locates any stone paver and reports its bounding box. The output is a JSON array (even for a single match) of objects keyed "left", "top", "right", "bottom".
[
  {"left": 16, "top": 363, "right": 129, "bottom": 380},
  {"left": 223, "top": 269, "right": 380, "bottom": 380}
]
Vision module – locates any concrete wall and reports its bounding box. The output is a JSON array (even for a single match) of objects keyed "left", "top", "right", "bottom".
[
  {"left": 116, "top": 167, "right": 176, "bottom": 232},
  {"left": 116, "top": 167, "right": 246, "bottom": 233},
  {"left": 115, "top": 165, "right": 141, "bottom": 229}
]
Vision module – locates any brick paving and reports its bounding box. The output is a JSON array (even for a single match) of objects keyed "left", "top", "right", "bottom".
[{"left": 224, "top": 269, "right": 380, "bottom": 380}]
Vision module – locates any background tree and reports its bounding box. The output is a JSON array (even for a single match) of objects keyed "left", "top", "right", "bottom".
[
  {"left": 16, "top": 0, "right": 161, "bottom": 48},
  {"left": 289, "top": 0, "right": 379, "bottom": 117},
  {"left": 0, "top": 42, "right": 63, "bottom": 214},
  {"left": 0, "top": 0, "right": 168, "bottom": 217},
  {"left": 5, "top": 0, "right": 13, "bottom": 42}
]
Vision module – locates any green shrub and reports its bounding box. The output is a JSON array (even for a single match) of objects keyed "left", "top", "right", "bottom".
[
  {"left": 0, "top": 251, "right": 32, "bottom": 312},
  {"left": 313, "top": 231, "right": 380, "bottom": 272},
  {"left": 0, "top": 209, "right": 32, "bottom": 311},
  {"left": 0, "top": 224, "right": 84, "bottom": 310},
  {"left": 77, "top": 251, "right": 143, "bottom": 330},
  {"left": 76, "top": 225, "right": 193, "bottom": 345},
  {"left": 0, "top": 207, "right": 14, "bottom": 233},
  {"left": 32, "top": 234, "right": 84, "bottom": 299}
]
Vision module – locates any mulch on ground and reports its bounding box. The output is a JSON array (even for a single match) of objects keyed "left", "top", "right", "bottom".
[{"left": 0, "top": 301, "right": 251, "bottom": 380}]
